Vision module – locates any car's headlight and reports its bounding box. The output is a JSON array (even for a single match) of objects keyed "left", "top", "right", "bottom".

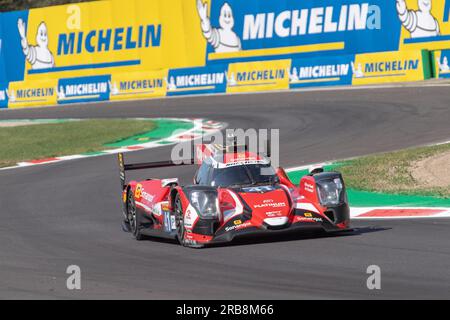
[
  {"left": 189, "top": 191, "right": 220, "bottom": 219},
  {"left": 316, "top": 178, "right": 344, "bottom": 207}
]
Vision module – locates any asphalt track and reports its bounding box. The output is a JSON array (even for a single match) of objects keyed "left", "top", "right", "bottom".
[{"left": 1, "top": 86, "right": 450, "bottom": 299}]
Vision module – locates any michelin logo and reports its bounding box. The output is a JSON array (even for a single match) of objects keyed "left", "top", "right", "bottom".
[
  {"left": 167, "top": 72, "right": 225, "bottom": 91},
  {"left": 16, "top": 87, "right": 54, "bottom": 99},
  {"left": 58, "top": 25, "right": 161, "bottom": 55},
  {"left": 17, "top": 19, "right": 55, "bottom": 70},
  {"left": 58, "top": 77, "right": 110, "bottom": 102},
  {"left": 109, "top": 79, "right": 164, "bottom": 96},
  {"left": 236, "top": 69, "right": 285, "bottom": 82},
  {"left": 197, "top": 0, "right": 241, "bottom": 53},
  {"left": 64, "top": 82, "right": 108, "bottom": 96},
  {"left": 397, "top": 0, "right": 440, "bottom": 38},
  {"left": 365, "top": 59, "right": 419, "bottom": 73},
  {"left": 288, "top": 64, "right": 351, "bottom": 83},
  {"left": 243, "top": 3, "right": 376, "bottom": 40}
]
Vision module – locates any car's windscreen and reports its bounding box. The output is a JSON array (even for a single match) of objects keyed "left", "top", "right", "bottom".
[
  {"left": 247, "top": 164, "right": 277, "bottom": 184},
  {"left": 210, "top": 164, "right": 276, "bottom": 187}
]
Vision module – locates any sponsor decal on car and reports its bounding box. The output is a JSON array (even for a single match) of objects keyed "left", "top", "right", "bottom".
[
  {"left": 184, "top": 205, "right": 199, "bottom": 230},
  {"left": 141, "top": 191, "right": 155, "bottom": 203},
  {"left": 134, "top": 184, "right": 143, "bottom": 199},
  {"left": 164, "top": 211, "right": 173, "bottom": 232},
  {"left": 294, "top": 215, "right": 323, "bottom": 223},
  {"left": 242, "top": 186, "right": 275, "bottom": 193},
  {"left": 265, "top": 210, "right": 283, "bottom": 217},
  {"left": 225, "top": 221, "right": 252, "bottom": 232},
  {"left": 304, "top": 182, "right": 315, "bottom": 193},
  {"left": 254, "top": 199, "right": 287, "bottom": 209}
]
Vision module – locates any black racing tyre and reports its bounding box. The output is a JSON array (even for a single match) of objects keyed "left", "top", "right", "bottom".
[
  {"left": 174, "top": 194, "right": 205, "bottom": 249},
  {"left": 174, "top": 194, "right": 186, "bottom": 246},
  {"left": 127, "top": 189, "right": 144, "bottom": 241}
]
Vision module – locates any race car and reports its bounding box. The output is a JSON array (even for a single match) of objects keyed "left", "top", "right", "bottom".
[{"left": 118, "top": 140, "right": 350, "bottom": 248}]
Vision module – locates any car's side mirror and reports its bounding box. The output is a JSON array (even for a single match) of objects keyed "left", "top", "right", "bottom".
[
  {"left": 276, "top": 167, "right": 295, "bottom": 188},
  {"left": 193, "top": 170, "right": 200, "bottom": 185}
]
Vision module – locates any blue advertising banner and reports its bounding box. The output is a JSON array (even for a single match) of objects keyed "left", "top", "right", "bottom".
[
  {"left": 166, "top": 65, "right": 228, "bottom": 96},
  {"left": 57, "top": 75, "right": 111, "bottom": 104},
  {"left": 289, "top": 55, "right": 355, "bottom": 88},
  {"left": 0, "top": 84, "right": 8, "bottom": 108},
  {"left": 0, "top": 0, "right": 448, "bottom": 108},
  {"left": 434, "top": 49, "right": 450, "bottom": 78},
  {"left": 202, "top": 0, "right": 401, "bottom": 63},
  {"left": 0, "top": 10, "right": 29, "bottom": 84}
]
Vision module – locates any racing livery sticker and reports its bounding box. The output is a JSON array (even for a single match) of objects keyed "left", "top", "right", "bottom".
[{"left": 184, "top": 204, "right": 199, "bottom": 230}]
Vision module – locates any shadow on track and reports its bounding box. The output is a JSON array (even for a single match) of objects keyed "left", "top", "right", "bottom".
[
  {"left": 126, "top": 226, "right": 391, "bottom": 249},
  {"left": 205, "top": 226, "right": 391, "bottom": 249}
]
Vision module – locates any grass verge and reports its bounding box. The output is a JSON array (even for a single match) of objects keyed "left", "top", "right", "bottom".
[
  {"left": 337, "top": 143, "right": 450, "bottom": 198},
  {"left": 0, "top": 119, "right": 156, "bottom": 168}
]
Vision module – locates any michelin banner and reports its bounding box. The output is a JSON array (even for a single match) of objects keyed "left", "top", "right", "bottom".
[
  {"left": 110, "top": 70, "right": 167, "bottom": 100},
  {"left": 167, "top": 65, "right": 228, "bottom": 96},
  {"left": 7, "top": 79, "right": 57, "bottom": 108},
  {"left": 0, "top": 0, "right": 206, "bottom": 84},
  {"left": 432, "top": 49, "right": 450, "bottom": 78},
  {"left": 226, "top": 60, "right": 290, "bottom": 93},
  {"left": 352, "top": 49, "right": 432, "bottom": 85},
  {"left": 289, "top": 55, "right": 354, "bottom": 88},
  {"left": 201, "top": 0, "right": 450, "bottom": 62},
  {"left": 0, "top": 0, "right": 449, "bottom": 108}
]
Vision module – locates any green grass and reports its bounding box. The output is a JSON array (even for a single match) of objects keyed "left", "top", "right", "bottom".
[
  {"left": 0, "top": 119, "right": 156, "bottom": 167},
  {"left": 337, "top": 143, "right": 450, "bottom": 198}
]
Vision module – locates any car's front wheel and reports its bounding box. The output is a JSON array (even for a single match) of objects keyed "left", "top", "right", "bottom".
[
  {"left": 127, "top": 189, "right": 144, "bottom": 241},
  {"left": 174, "top": 194, "right": 186, "bottom": 246},
  {"left": 174, "top": 194, "right": 204, "bottom": 249}
]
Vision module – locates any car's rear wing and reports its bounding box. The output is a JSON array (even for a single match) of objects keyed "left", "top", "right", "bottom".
[{"left": 118, "top": 152, "right": 194, "bottom": 189}]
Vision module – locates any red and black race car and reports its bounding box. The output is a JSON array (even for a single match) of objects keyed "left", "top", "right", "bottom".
[{"left": 118, "top": 141, "right": 350, "bottom": 248}]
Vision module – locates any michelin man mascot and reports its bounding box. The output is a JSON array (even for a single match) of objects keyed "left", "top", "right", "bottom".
[
  {"left": 5, "top": 89, "right": 16, "bottom": 103},
  {"left": 396, "top": 0, "right": 440, "bottom": 38},
  {"left": 288, "top": 67, "right": 299, "bottom": 83},
  {"left": 197, "top": 0, "right": 241, "bottom": 53},
  {"left": 17, "top": 19, "right": 55, "bottom": 70},
  {"left": 165, "top": 77, "right": 177, "bottom": 91},
  {"left": 351, "top": 62, "right": 365, "bottom": 78},
  {"left": 437, "top": 56, "right": 450, "bottom": 72}
]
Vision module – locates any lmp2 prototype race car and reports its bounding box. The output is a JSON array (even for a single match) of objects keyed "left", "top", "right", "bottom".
[{"left": 118, "top": 140, "right": 351, "bottom": 248}]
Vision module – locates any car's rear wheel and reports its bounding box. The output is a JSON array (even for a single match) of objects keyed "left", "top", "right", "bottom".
[{"left": 127, "top": 189, "right": 144, "bottom": 241}]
